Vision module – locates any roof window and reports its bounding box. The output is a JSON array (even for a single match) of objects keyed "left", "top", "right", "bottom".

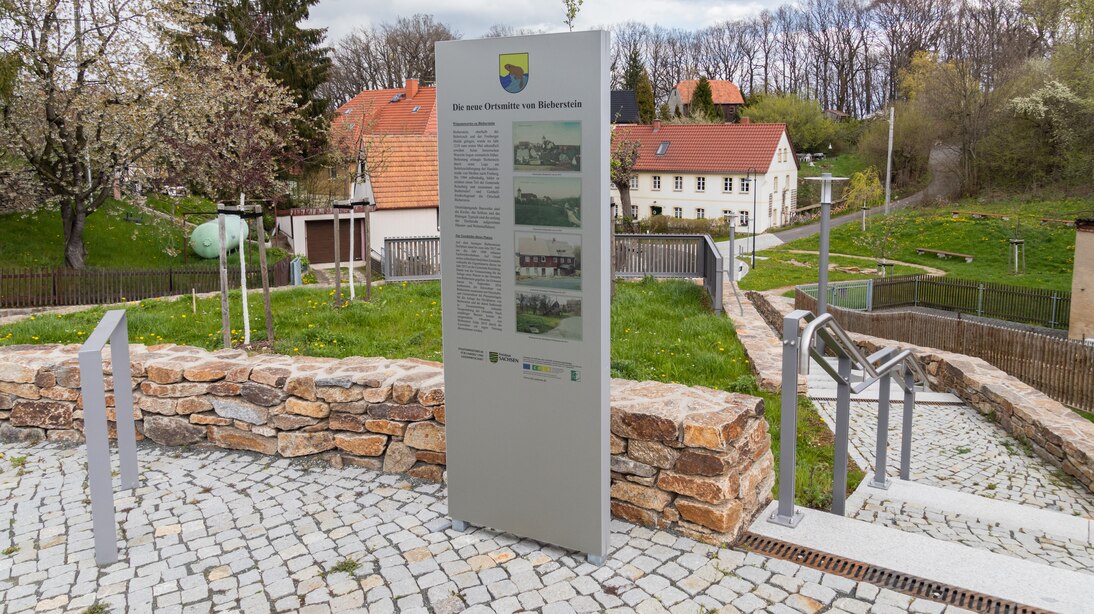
[
  {"left": 412, "top": 105, "right": 421, "bottom": 113},
  {"left": 655, "top": 141, "right": 670, "bottom": 156}
]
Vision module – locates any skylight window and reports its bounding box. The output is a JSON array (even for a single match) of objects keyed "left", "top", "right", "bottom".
[
  {"left": 655, "top": 141, "right": 670, "bottom": 156},
  {"left": 412, "top": 105, "right": 421, "bottom": 113}
]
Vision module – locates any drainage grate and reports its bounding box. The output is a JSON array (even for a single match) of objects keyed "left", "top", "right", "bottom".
[{"left": 737, "top": 533, "right": 1050, "bottom": 614}]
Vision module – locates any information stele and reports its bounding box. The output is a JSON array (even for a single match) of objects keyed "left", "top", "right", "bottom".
[{"left": 436, "top": 31, "right": 610, "bottom": 560}]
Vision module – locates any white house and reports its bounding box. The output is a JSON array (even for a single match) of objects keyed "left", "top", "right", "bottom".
[{"left": 611, "top": 120, "right": 799, "bottom": 234}]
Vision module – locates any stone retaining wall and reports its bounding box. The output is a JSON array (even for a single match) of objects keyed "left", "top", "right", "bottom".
[
  {"left": 0, "top": 343, "right": 773, "bottom": 544},
  {"left": 749, "top": 291, "right": 1094, "bottom": 495}
]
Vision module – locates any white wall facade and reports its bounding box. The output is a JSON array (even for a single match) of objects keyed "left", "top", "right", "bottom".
[
  {"left": 610, "top": 132, "right": 798, "bottom": 234},
  {"left": 276, "top": 207, "right": 439, "bottom": 263}
]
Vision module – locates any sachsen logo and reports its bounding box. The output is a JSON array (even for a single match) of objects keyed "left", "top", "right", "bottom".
[{"left": 489, "top": 351, "right": 519, "bottom": 365}]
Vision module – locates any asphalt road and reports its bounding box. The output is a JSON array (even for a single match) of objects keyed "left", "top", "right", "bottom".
[{"left": 773, "top": 146, "right": 960, "bottom": 244}]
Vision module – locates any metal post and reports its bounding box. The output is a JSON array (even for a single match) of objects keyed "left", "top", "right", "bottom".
[
  {"left": 291, "top": 257, "right": 302, "bottom": 286},
  {"left": 348, "top": 207, "right": 356, "bottom": 301},
  {"left": 769, "top": 311, "right": 806, "bottom": 528},
  {"left": 728, "top": 218, "right": 736, "bottom": 283},
  {"left": 870, "top": 370, "right": 892, "bottom": 490},
  {"left": 217, "top": 212, "right": 230, "bottom": 349},
  {"left": 238, "top": 194, "right": 250, "bottom": 346},
  {"left": 832, "top": 354, "right": 852, "bottom": 516},
  {"left": 900, "top": 367, "right": 915, "bottom": 480},
  {"left": 884, "top": 105, "right": 894, "bottom": 214},
  {"left": 1050, "top": 293, "right": 1058, "bottom": 329},
  {"left": 866, "top": 279, "right": 874, "bottom": 312},
  {"left": 818, "top": 184, "right": 831, "bottom": 317},
  {"left": 977, "top": 284, "right": 984, "bottom": 317},
  {"left": 79, "top": 310, "right": 139, "bottom": 566}
]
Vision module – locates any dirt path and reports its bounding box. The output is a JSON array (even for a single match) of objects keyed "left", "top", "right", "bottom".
[{"left": 779, "top": 250, "right": 946, "bottom": 275}]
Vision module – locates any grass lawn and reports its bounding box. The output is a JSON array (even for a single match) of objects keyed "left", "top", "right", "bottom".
[
  {"left": 0, "top": 199, "right": 288, "bottom": 269},
  {"left": 145, "top": 194, "right": 219, "bottom": 224},
  {"left": 0, "top": 278, "right": 859, "bottom": 510},
  {"left": 774, "top": 198, "right": 1085, "bottom": 292},
  {"left": 738, "top": 251, "right": 924, "bottom": 292},
  {"left": 799, "top": 153, "right": 871, "bottom": 179}
]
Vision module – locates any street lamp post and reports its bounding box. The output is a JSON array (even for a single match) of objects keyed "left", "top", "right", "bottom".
[
  {"left": 727, "top": 211, "right": 738, "bottom": 283},
  {"left": 804, "top": 172, "right": 848, "bottom": 317},
  {"left": 746, "top": 167, "right": 758, "bottom": 268}
]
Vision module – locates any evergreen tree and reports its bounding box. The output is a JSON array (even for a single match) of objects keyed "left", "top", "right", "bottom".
[
  {"left": 201, "top": 0, "right": 331, "bottom": 162},
  {"left": 622, "top": 47, "right": 644, "bottom": 91},
  {"left": 692, "top": 76, "right": 718, "bottom": 121},
  {"left": 658, "top": 102, "right": 672, "bottom": 121},
  {"left": 636, "top": 68, "right": 655, "bottom": 124}
]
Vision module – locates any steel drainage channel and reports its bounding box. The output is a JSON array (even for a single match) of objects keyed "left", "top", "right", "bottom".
[{"left": 737, "top": 532, "right": 1051, "bottom": 614}]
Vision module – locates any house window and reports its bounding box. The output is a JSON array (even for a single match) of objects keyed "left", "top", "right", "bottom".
[
  {"left": 723, "top": 177, "right": 732, "bottom": 192},
  {"left": 722, "top": 209, "right": 733, "bottom": 222},
  {"left": 652, "top": 175, "right": 661, "bottom": 190},
  {"left": 673, "top": 176, "right": 683, "bottom": 191},
  {"left": 696, "top": 208, "right": 705, "bottom": 219},
  {"left": 739, "top": 210, "right": 750, "bottom": 227},
  {"left": 741, "top": 178, "right": 751, "bottom": 193},
  {"left": 769, "top": 194, "right": 774, "bottom": 219},
  {"left": 629, "top": 176, "right": 638, "bottom": 189},
  {"left": 630, "top": 205, "right": 638, "bottom": 218},
  {"left": 673, "top": 207, "right": 683, "bottom": 218},
  {"left": 696, "top": 177, "right": 706, "bottom": 192},
  {"left": 774, "top": 176, "right": 779, "bottom": 192}
]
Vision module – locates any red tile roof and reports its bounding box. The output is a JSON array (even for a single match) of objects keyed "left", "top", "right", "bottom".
[
  {"left": 364, "top": 134, "right": 438, "bottom": 210},
  {"left": 674, "top": 80, "right": 745, "bottom": 106},
  {"left": 332, "top": 83, "right": 439, "bottom": 210},
  {"left": 614, "top": 123, "right": 790, "bottom": 173}
]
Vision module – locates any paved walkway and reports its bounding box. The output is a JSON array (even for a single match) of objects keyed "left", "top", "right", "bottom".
[
  {"left": 0, "top": 442, "right": 941, "bottom": 614},
  {"left": 808, "top": 364, "right": 1094, "bottom": 578}
]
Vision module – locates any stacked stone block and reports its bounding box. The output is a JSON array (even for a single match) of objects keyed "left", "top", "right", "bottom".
[{"left": 0, "top": 343, "right": 774, "bottom": 543}]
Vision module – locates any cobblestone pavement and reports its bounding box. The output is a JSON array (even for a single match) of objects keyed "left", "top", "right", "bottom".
[
  {"left": 849, "top": 496, "right": 1094, "bottom": 575},
  {"left": 812, "top": 399, "right": 1094, "bottom": 517},
  {"left": 0, "top": 442, "right": 976, "bottom": 614}
]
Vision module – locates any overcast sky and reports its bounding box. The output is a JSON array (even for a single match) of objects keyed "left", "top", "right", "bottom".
[{"left": 306, "top": 1, "right": 779, "bottom": 45}]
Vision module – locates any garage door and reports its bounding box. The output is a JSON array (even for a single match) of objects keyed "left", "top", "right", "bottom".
[{"left": 305, "top": 220, "right": 362, "bottom": 264}]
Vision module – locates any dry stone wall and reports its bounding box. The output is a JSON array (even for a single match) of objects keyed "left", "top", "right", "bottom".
[{"left": 0, "top": 343, "right": 773, "bottom": 544}]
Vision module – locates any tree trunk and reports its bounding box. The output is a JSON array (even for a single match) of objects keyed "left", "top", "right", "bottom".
[{"left": 61, "top": 201, "right": 88, "bottom": 269}]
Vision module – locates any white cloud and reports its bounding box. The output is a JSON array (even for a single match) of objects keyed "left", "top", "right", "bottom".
[{"left": 307, "top": 0, "right": 781, "bottom": 44}]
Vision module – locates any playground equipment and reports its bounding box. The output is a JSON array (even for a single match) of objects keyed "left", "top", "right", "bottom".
[{"left": 189, "top": 215, "right": 249, "bottom": 259}]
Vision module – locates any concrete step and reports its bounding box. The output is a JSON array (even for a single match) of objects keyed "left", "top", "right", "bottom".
[{"left": 750, "top": 499, "right": 1094, "bottom": 613}]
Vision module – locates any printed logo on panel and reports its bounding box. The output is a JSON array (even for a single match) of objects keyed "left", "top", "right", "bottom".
[{"left": 499, "top": 53, "right": 529, "bottom": 94}]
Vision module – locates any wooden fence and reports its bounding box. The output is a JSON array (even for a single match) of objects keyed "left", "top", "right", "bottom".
[
  {"left": 870, "top": 275, "right": 1072, "bottom": 330},
  {"left": 795, "top": 289, "right": 1094, "bottom": 412},
  {"left": 0, "top": 259, "right": 292, "bottom": 309},
  {"left": 381, "top": 233, "right": 724, "bottom": 311}
]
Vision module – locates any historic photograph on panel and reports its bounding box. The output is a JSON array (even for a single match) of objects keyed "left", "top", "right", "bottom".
[
  {"left": 515, "top": 291, "right": 582, "bottom": 340},
  {"left": 514, "top": 176, "right": 581, "bottom": 228},
  {"left": 515, "top": 231, "right": 582, "bottom": 291},
  {"left": 513, "top": 121, "right": 582, "bottom": 171}
]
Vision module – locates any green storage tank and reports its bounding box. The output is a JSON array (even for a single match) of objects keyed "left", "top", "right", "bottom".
[{"left": 189, "top": 216, "right": 250, "bottom": 259}]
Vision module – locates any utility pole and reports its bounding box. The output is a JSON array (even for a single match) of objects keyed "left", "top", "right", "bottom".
[{"left": 884, "top": 105, "right": 894, "bottom": 214}]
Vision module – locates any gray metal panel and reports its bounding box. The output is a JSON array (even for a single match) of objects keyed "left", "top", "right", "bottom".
[{"left": 437, "top": 32, "right": 610, "bottom": 558}]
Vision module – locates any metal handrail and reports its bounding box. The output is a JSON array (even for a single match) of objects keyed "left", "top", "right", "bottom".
[
  {"left": 798, "top": 312, "right": 927, "bottom": 392},
  {"left": 770, "top": 309, "right": 925, "bottom": 528}
]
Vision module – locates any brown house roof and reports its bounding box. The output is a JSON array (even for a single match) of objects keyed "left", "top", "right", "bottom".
[{"left": 674, "top": 80, "right": 745, "bottom": 106}]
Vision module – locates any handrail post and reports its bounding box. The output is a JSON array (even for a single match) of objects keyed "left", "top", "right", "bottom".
[
  {"left": 769, "top": 311, "right": 806, "bottom": 528},
  {"left": 832, "top": 354, "right": 852, "bottom": 516},
  {"left": 900, "top": 367, "right": 915, "bottom": 480},
  {"left": 78, "top": 310, "right": 139, "bottom": 565},
  {"left": 869, "top": 370, "right": 892, "bottom": 490}
]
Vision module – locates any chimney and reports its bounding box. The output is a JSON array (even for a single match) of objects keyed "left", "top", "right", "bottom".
[
  {"left": 740, "top": 116, "right": 751, "bottom": 125},
  {"left": 405, "top": 78, "right": 419, "bottom": 99},
  {"left": 653, "top": 120, "right": 661, "bottom": 132}
]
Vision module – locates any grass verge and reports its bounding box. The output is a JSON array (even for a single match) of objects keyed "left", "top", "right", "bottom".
[
  {"left": 0, "top": 278, "right": 859, "bottom": 510},
  {"left": 775, "top": 198, "right": 1086, "bottom": 291},
  {"left": 738, "top": 251, "right": 923, "bottom": 292}
]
